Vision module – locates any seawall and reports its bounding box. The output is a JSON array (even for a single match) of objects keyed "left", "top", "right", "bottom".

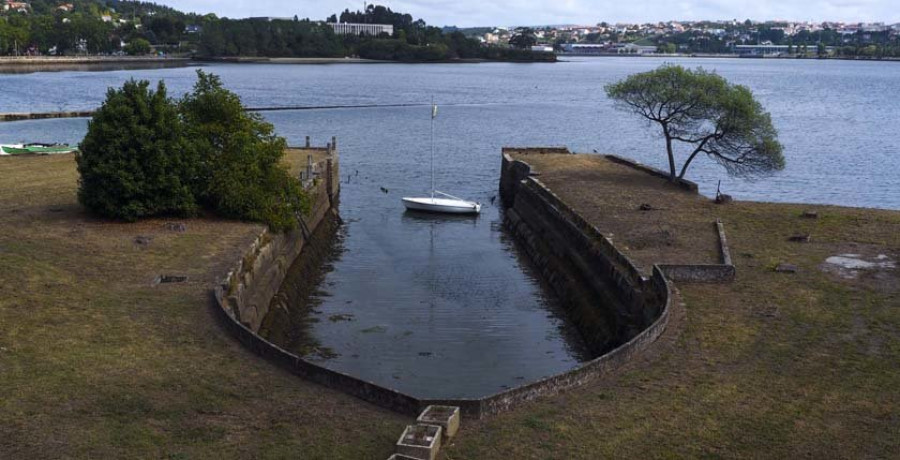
[
  {"left": 215, "top": 147, "right": 339, "bottom": 332},
  {"left": 500, "top": 149, "right": 669, "bottom": 354}
]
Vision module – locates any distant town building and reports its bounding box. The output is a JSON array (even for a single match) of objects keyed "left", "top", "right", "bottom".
[
  {"left": 617, "top": 43, "right": 657, "bottom": 54},
  {"left": 248, "top": 17, "right": 294, "bottom": 22},
  {"left": 562, "top": 43, "right": 610, "bottom": 54},
  {"left": 56, "top": 3, "right": 73, "bottom": 12},
  {"left": 531, "top": 45, "right": 554, "bottom": 53},
  {"left": 734, "top": 44, "right": 835, "bottom": 56},
  {"left": 326, "top": 22, "right": 394, "bottom": 36},
  {"left": 3, "top": 1, "right": 30, "bottom": 13}
]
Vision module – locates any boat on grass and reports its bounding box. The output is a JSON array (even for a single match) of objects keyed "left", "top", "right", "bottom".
[{"left": 0, "top": 143, "right": 77, "bottom": 156}]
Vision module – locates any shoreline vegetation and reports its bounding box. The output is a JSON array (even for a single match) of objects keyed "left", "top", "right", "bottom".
[
  {"left": 1, "top": 53, "right": 897, "bottom": 73},
  {"left": 560, "top": 52, "right": 900, "bottom": 62}
]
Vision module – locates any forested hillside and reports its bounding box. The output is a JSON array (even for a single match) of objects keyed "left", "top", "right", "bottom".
[{"left": 0, "top": 1, "right": 554, "bottom": 61}]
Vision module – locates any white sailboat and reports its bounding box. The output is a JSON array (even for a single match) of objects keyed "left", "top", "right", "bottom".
[{"left": 402, "top": 100, "right": 481, "bottom": 215}]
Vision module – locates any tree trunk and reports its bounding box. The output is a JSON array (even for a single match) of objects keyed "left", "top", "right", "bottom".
[
  {"left": 663, "top": 125, "right": 677, "bottom": 182},
  {"left": 679, "top": 148, "right": 702, "bottom": 179},
  {"left": 678, "top": 137, "right": 712, "bottom": 180}
]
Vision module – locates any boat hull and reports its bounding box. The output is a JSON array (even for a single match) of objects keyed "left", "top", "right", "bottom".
[
  {"left": 0, "top": 144, "right": 77, "bottom": 155},
  {"left": 402, "top": 197, "right": 481, "bottom": 215}
]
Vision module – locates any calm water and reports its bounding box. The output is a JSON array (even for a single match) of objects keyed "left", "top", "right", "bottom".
[{"left": 2, "top": 58, "right": 898, "bottom": 397}]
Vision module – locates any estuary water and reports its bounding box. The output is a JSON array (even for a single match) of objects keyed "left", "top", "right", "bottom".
[{"left": 2, "top": 58, "right": 898, "bottom": 397}]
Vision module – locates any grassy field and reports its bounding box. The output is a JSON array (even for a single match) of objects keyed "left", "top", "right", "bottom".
[
  {"left": 0, "top": 152, "right": 407, "bottom": 459},
  {"left": 2, "top": 152, "right": 898, "bottom": 458}
]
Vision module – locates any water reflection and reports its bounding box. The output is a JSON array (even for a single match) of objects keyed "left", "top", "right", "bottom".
[{"left": 264, "top": 192, "right": 591, "bottom": 398}]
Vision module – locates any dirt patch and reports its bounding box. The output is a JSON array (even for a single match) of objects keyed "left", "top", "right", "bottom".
[{"left": 818, "top": 244, "right": 899, "bottom": 294}]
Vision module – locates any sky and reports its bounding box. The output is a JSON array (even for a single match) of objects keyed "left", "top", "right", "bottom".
[{"left": 159, "top": 0, "right": 900, "bottom": 27}]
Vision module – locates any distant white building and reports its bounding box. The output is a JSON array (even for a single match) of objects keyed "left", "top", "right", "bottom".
[
  {"left": 327, "top": 22, "right": 394, "bottom": 36},
  {"left": 531, "top": 45, "right": 554, "bottom": 53},
  {"left": 562, "top": 43, "right": 610, "bottom": 54},
  {"left": 616, "top": 43, "right": 656, "bottom": 54}
]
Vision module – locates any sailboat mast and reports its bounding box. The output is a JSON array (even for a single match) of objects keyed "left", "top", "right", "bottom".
[{"left": 431, "top": 97, "right": 435, "bottom": 199}]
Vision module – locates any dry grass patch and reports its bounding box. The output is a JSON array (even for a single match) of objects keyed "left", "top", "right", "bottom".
[
  {"left": 0, "top": 152, "right": 406, "bottom": 459},
  {"left": 515, "top": 153, "right": 722, "bottom": 272}
]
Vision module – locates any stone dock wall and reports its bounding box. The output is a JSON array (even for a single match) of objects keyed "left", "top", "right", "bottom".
[
  {"left": 212, "top": 145, "right": 427, "bottom": 416},
  {"left": 500, "top": 149, "right": 670, "bottom": 350},
  {"left": 216, "top": 146, "right": 339, "bottom": 332}
]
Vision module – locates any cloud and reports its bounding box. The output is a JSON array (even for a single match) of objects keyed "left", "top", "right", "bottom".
[{"left": 159, "top": 0, "right": 900, "bottom": 26}]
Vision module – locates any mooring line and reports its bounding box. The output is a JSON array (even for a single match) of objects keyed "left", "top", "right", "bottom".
[{"left": 0, "top": 102, "right": 507, "bottom": 122}]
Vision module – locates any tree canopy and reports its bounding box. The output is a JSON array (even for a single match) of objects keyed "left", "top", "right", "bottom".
[
  {"left": 605, "top": 65, "right": 785, "bottom": 181},
  {"left": 180, "top": 71, "right": 307, "bottom": 231},
  {"left": 77, "top": 79, "right": 197, "bottom": 221},
  {"left": 77, "top": 71, "right": 308, "bottom": 231}
]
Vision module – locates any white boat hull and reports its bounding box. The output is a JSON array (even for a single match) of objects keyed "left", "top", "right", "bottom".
[{"left": 402, "top": 197, "right": 481, "bottom": 214}]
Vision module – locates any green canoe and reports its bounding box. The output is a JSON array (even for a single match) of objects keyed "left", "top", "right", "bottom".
[{"left": 0, "top": 144, "right": 77, "bottom": 155}]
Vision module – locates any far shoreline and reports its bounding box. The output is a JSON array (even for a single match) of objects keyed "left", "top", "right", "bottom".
[
  {"left": 0, "top": 55, "right": 557, "bottom": 73},
  {"left": 558, "top": 53, "right": 900, "bottom": 63},
  {"left": 192, "top": 56, "right": 557, "bottom": 64},
  {"left": 0, "top": 56, "right": 195, "bottom": 74}
]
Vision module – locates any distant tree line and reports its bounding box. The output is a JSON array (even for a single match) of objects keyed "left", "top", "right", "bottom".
[
  {"left": 0, "top": 1, "right": 554, "bottom": 61},
  {"left": 197, "top": 5, "right": 553, "bottom": 61}
]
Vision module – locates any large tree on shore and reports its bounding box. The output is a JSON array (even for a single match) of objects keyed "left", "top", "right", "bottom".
[{"left": 605, "top": 65, "right": 785, "bottom": 181}]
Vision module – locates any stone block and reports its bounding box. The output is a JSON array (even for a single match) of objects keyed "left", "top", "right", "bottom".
[
  {"left": 417, "top": 405, "right": 460, "bottom": 439},
  {"left": 396, "top": 424, "right": 441, "bottom": 460}
]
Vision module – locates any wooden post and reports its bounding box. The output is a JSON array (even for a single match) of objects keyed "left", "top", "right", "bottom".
[{"left": 306, "top": 154, "right": 313, "bottom": 181}]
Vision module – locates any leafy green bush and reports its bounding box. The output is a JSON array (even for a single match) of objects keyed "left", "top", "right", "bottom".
[
  {"left": 77, "top": 80, "right": 198, "bottom": 221},
  {"left": 181, "top": 71, "right": 308, "bottom": 231},
  {"left": 124, "top": 38, "right": 152, "bottom": 56},
  {"left": 77, "top": 71, "right": 308, "bottom": 231}
]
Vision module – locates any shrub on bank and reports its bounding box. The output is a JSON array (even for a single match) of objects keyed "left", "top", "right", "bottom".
[
  {"left": 180, "top": 71, "right": 308, "bottom": 231},
  {"left": 77, "top": 71, "right": 308, "bottom": 231},
  {"left": 77, "top": 80, "right": 198, "bottom": 221}
]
